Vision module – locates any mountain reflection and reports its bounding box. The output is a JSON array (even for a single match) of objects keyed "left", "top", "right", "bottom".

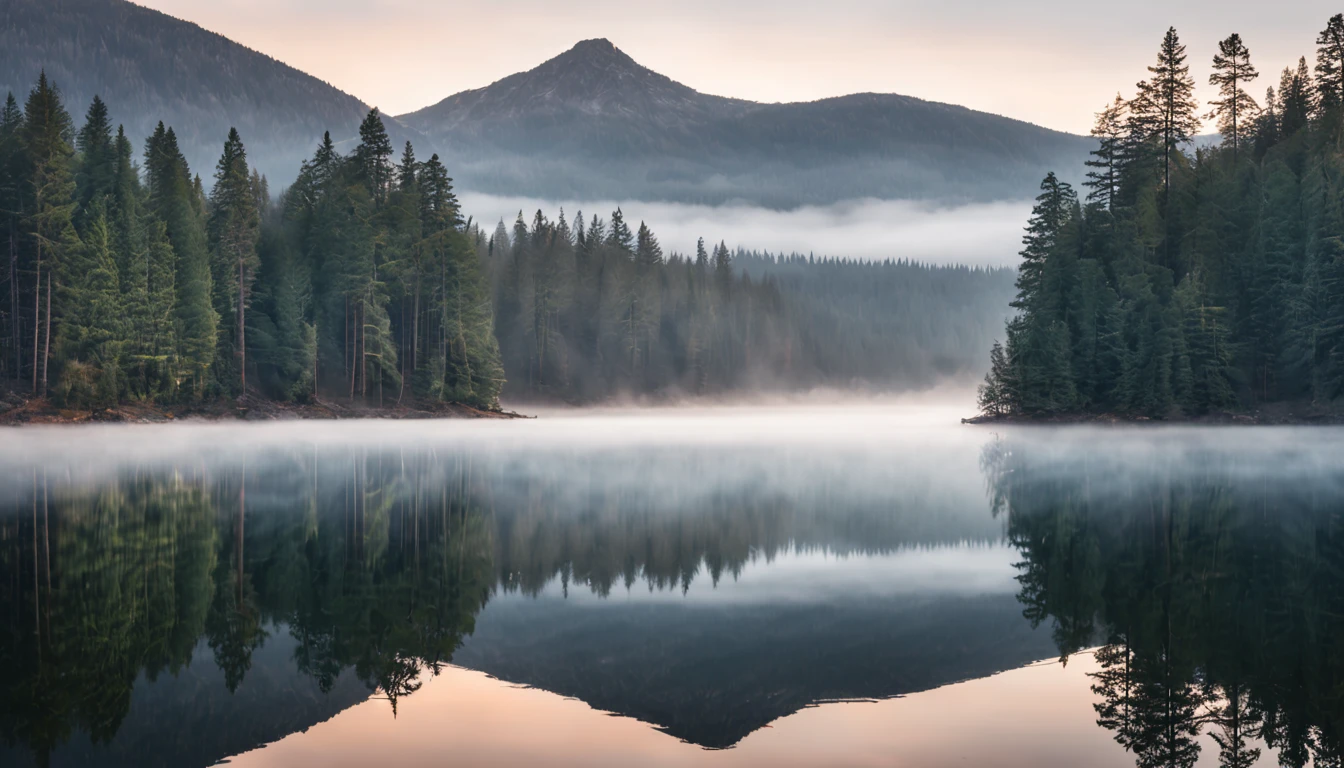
[
  {"left": 0, "top": 435, "right": 1015, "bottom": 766},
  {"left": 13, "top": 424, "right": 1341, "bottom": 767},
  {"left": 985, "top": 430, "right": 1344, "bottom": 768}
]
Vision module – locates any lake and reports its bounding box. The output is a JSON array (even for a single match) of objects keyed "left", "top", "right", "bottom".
[{"left": 1, "top": 405, "right": 1340, "bottom": 767}]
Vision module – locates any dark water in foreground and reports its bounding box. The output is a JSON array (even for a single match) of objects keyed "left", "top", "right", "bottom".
[{"left": 1, "top": 407, "right": 1342, "bottom": 767}]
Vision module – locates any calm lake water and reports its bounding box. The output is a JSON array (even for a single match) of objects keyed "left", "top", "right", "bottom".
[{"left": 1, "top": 405, "right": 1341, "bottom": 767}]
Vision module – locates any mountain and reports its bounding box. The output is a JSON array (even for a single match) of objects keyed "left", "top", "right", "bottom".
[
  {"left": 401, "top": 39, "right": 1095, "bottom": 207},
  {"left": 0, "top": 0, "right": 429, "bottom": 186}
]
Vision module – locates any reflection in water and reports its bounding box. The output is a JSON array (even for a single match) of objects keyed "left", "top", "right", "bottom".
[
  {"left": 0, "top": 416, "right": 1029, "bottom": 766},
  {"left": 986, "top": 429, "right": 1344, "bottom": 768},
  {"left": 2, "top": 417, "right": 1342, "bottom": 767}
]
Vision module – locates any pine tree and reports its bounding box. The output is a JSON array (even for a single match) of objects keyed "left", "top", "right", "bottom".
[
  {"left": 1085, "top": 95, "right": 1128, "bottom": 211},
  {"left": 607, "top": 207, "right": 634, "bottom": 253},
  {"left": 74, "top": 96, "right": 117, "bottom": 226},
  {"left": 146, "top": 123, "right": 216, "bottom": 395},
  {"left": 1317, "top": 14, "right": 1344, "bottom": 112},
  {"left": 207, "top": 127, "right": 261, "bottom": 394},
  {"left": 53, "top": 205, "right": 121, "bottom": 406},
  {"left": 22, "top": 72, "right": 80, "bottom": 397},
  {"left": 1207, "top": 34, "right": 1259, "bottom": 162},
  {"left": 977, "top": 339, "right": 1013, "bottom": 416},
  {"left": 1280, "top": 59, "right": 1317, "bottom": 137},
  {"left": 0, "top": 93, "right": 23, "bottom": 381},
  {"left": 1133, "top": 28, "right": 1200, "bottom": 195},
  {"left": 353, "top": 109, "right": 393, "bottom": 206}
]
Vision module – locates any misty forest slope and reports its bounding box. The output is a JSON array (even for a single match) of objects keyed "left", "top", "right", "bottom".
[
  {"left": 400, "top": 39, "right": 1095, "bottom": 206},
  {"left": 0, "top": 0, "right": 427, "bottom": 185}
]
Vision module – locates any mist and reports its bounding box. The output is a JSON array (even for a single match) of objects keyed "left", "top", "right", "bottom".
[{"left": 461, "top": 192, "right": 1031, "bottom": 267}]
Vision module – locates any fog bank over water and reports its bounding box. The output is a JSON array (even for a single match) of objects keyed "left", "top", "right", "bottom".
[{"left": 460, "top": 193, "right": 1031, "bottom": 268}]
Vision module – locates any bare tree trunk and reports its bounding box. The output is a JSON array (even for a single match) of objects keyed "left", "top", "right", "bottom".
[
  {"left": 31, "top": 252, "right": 39, "bottom": 395},
  {"left": 9, "top": 231, "right": 17, "bottom": 380},
  {"left": 396, "top": 296, "right": 405, "bottom": 406},
  {"left": 238, "top": 256, "right": 246, "bottom": 394},
  {"left": 360, "top": 297, "right": 368, "bottom": 400},
  {"left": 348, "top": 297, "right": 356, "bottom": 402},
  {"left": 412, "top": 276, "right": 420, "bottom": 373},
  {"left": 41, "top": 272, "right": 50, "bottom": 396}
]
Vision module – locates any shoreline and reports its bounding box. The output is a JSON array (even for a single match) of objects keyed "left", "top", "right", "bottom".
[
  {"left": 962, "top": 408, "right": 1344, "bottom": 426},
  {"left": 0, "top": 391, "right": 528, "bottom": 426}
]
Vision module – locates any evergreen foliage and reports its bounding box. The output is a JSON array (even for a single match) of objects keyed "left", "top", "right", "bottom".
[
  {"left": 0, "top": 85, "right": 506, "bottom": 410},
  {"left": 981, "top": 17, "right": 1344, "bottom": 418}
]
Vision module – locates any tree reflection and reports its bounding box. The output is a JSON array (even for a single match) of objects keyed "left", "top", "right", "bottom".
[
  {"left": 6, "top": 441, "right": 976, "bottom": 763},
  {"left": 984, "top": 436, "right": 1344, "bottom": 768}
]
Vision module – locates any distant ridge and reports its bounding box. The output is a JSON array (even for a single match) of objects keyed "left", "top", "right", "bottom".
[
  {"left": 2, "top": 2, "right": 1089, "bottom": 205},
  {"left": 400, "top": 39, "right": 1094, "bottom": 207},
  {"left": 0, "top": 0, "right": 430, "bottom": 184}
]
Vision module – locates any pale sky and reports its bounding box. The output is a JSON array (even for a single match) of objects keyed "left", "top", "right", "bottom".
[{"left": 137, "top": 0, "right": 1337, "bottom": 134}]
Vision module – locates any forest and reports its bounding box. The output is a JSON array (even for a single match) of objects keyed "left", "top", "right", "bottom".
[
  {"left": 0, "top": 78, "right": 504, "bottom": 410},
  {"left": 979, "top": 14, "right": 1344, "bottom": 419},
  {"left": 485, "top": 221, "right": 1013, "bottom": 400},
  {"left": 0, "top": 73, "right": 1014, "bottom": 411}
]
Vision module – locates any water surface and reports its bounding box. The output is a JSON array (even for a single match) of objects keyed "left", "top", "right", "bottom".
[{"left": 1, "top": 406, "right": 1340, "bottom": 767}]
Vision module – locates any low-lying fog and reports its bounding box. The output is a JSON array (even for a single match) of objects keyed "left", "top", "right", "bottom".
[
  {"left": 6, "top": 399, "right": 1344, "bottom": 496},
  {"left": 460, "top": 193, "right": 1031, "bottom": 267}
]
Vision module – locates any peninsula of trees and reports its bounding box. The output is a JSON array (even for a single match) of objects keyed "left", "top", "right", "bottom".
[{"left": 979, "top": 15, "right": 1344, "bottom": 420}]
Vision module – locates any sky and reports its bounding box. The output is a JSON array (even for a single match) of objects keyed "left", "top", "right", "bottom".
[{"left": 134, "top": 0, "right": 1339, "bottom": 134}]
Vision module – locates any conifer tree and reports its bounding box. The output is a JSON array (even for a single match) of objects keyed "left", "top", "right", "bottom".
[
  {"left": 1317, "top": 14, "right": 1344, "bottom": 112},
  {"left": 607, "top": 208, "right": 634, "bottom": 253},
  {"left": 353, "top": 109, "right": 393, "bottom": 206},
  {"left": 207, "top": 127, "right": 261, "bottom": 394},
  {"left": 22, "top": 72, "right": 79, "bottom": 396},
  {"left": 1207, "top": 34, "right": 1259, "bottom": 162},
  {"left": 0, "top": 93, "right": 23, "bottom": 381},
  {"left": 1280, "top": 59, "right": 1317, "bottom": 137},
  {"left": 74, "top": 96, "right": 117, "bottom": 225},
  {"left": 53, "top": 205, "right": 121, "bottom": 406},
  {"left": 146, "top": 123, "right": 216, "bottom": 395},
  {"left": 1084, "top": 95, "right": 1127, "bottom": 211},
  {"left": 1134, "top": 28, "right": 1200, "bottom": 195}
]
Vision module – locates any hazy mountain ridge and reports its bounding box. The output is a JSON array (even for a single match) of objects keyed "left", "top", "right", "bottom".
[
  {"left": 3, "top": 2, "right": 1091, "bottom": 206},
  {"left": 402, "top": 39, "right": 1094, "bottom": 206},
  {"left": 0, "top": 0, "right": 429, "bottom": 185}
]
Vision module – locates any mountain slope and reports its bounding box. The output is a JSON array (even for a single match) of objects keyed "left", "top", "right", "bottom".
[
  {"left": 0, "top": 0, "right": 428, "bottom": 185},
  {"left": 401, "top": 40, "right": 1094, "bottom": 207}
]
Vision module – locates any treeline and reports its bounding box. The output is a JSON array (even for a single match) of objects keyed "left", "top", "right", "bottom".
[
  {"left": 486, "top": 218, "right": 1016, "bottom": 401},
  {"left": 483, "top": 211, "right": 794, "bottom": 400},
  {"left": 0, "top": 76, "right": 503, "bottom": 410},
  {"left": 737, "top": 252, "right": 1016, "bottom": 389},
  {"left": 980, "top": 15, "right": 1344, "bottom": 418}
]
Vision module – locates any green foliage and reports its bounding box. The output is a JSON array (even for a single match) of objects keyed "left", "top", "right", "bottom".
[
  {"left": 206, "top": 127, "right": 261, "bottom": 394},
  {"left": 982, "top": 17, "right": 1344, "bottom": 419}
]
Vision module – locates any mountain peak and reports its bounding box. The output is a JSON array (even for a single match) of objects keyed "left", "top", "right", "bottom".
[
  {"left": 568, "top": 38, "right": 618, "bottom": 55},
  {"left": 403, "top": 37, "right": 749, "bottom": 127}
]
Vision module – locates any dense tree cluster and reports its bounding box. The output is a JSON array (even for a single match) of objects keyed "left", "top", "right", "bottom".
[
  {"left": 487, "top": 217, "right": 1016, "bottom": 401},
  {"left": 484, "top": 211, "right": 798, "bottom": 400},
  {"left": 0, "top": 79, "right": 503, "bottom": 409},
  {"left": 980, "top": 16, "right": 1344, "bottom": 418}
]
